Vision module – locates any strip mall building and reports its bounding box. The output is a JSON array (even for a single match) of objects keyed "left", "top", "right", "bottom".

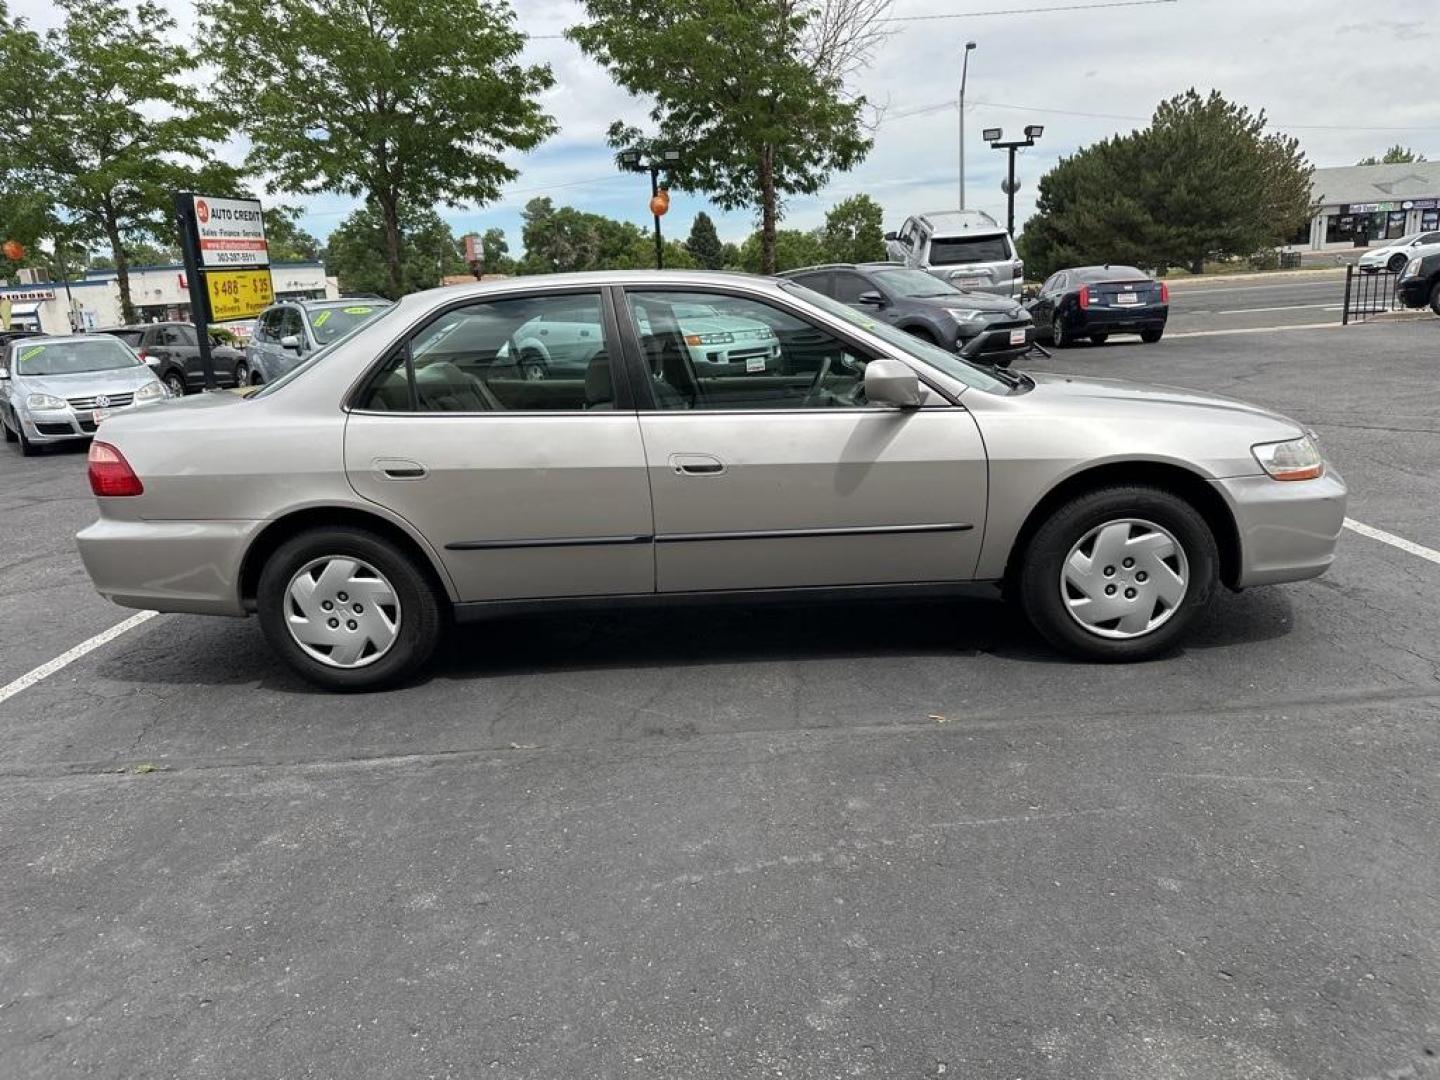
[{"left": 1295, "top": 161, "right": 1440, "bottom": 251}]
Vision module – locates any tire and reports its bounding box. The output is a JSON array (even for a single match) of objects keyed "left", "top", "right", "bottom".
[
  {"left": 518, "top": 347, "right": 548, "bottom": 381},
  {"left": 1430, "top": 281, "right": 1440, "bottom": 318},
  {"left": 1387, "top": 253, "right": 1407, "bottom": 273},
  {"left": 1089, "top": 333, "right": 1110, "bottom": 345},
  {"left": 164, "top": 370, "right": 187, "bottom": 398},
  {"left": 234, "top": 361, "right": 250, "bottom": 386},
  {"left": 1017, "top": 485, "right": 1218, "bottom": 662},
  {"left": 2, "top": 417, "right": 15, "bottom": 443},
  {"left": 1140, "top": 327, "right": 1164, "bottom": 344},
  {"left": 257, "top": 526, "right": 444, "bottom": 691},
  {"left": 1051, "top": 317, "right": 1072, "bottom": 348}
]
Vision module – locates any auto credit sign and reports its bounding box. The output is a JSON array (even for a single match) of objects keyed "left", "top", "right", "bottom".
[{"left": 192, "top": 195, "right": 270, "bottom": 268}]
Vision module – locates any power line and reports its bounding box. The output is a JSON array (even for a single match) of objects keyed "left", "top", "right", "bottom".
[{"left": 879, "top": 0, "right": 1177, "bottom": 21}]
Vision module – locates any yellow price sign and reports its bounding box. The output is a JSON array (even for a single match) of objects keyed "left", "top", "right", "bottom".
[{"left": 206, "top": 268, "right": 274, "bottom": 321}]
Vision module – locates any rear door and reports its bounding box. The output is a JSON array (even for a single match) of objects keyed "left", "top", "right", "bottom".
[
  {"left": 616, "top": 286, "right": 988, "bottom": 593},
  {"left": 344, "top": 288, "right": 655, "bottom": 602}
]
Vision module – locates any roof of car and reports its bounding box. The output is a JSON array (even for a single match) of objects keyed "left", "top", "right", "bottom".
[
  {"left": 778, "top": 261, "right": 907, "bottom": 276},
  {"left": 916, "top": 209, "right": 1005, "bottom": 236},
  {"left": 299, "top": 296, "right": 394, "bottom": 308}
]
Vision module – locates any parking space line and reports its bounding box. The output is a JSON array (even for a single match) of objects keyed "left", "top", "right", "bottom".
[
  {"left": 1344, "top": 518, "right": 1440, "bottom": 567},
  {"left": 0, "top": 610, "right": 157, "bottom": 708}
]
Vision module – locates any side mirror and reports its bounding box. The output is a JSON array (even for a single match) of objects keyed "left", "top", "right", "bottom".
[
  {"left": 882, "top": 231, "right": 898, "bottom": 242},
  {"left": 857, "top": 290, "right": 886, "bottom": 307},
  {"left": 279, "top": 334, "right": 302, "bottom": 352},
  {"left": 865, "top": 357, "right": 923, "bottom": 409},
  {"left": 1021, "top": 285, "right": 1039, "bottom": 302}
]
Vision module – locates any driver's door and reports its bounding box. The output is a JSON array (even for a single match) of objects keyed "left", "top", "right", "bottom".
[{"left": 617, "top": 287, "right": 989, "bottom": 593}]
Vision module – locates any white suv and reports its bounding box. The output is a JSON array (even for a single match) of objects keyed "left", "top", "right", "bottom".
[{"left": 884, "top": 210, "right": 1023, "bottom": 299}]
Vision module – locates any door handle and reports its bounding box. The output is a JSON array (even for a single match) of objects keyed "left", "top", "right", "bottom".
[
  {"left": 375, "top": 458, "right": 428, "bottom": 480},
  {"left": 670, "top": 453, "right": 726, "bottom": 476}
]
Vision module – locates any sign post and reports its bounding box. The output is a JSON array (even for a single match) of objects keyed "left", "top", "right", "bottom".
[{"left": 173, "top": 192, "right": 272, "bottom": 390}]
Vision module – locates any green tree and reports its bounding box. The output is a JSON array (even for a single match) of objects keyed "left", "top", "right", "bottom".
[
  {"left": 517, "top": 197, "right": 695, "bottom": 273},
  {"left": 738, "top": 227, "right": 827, "bottom": 273},
  {"left": 325, "top": 202, "right": 463, "bottom": 298},
  {"left": 720, "top": 241, "right": 743, "bottom": 269},
  {"left": 822, "top": 194, "right": 885, "bottom": 263},
  {"left": 685, "top": 211, "right": 725, "bottom": 270},
  {"left": 570, "top": 0, "right": 887, "bottom": 274},
  {"left": 199, "top": 0, "right": 554, "bottom": 299},
  {"left": 481, "top": 227, "right": 514, "bottom": 275},
  {"left": 262, "top": 207, "right": 322, "bottom": 263},
  {"left": 1019, "top": 89, "right": 1315, "bottom": 278},
  {"left": 0, "top": 0, "right": 241, "bottom": 321},
  {"left": 1357, "top": 145, "right": 1427, "bottom": 166}
]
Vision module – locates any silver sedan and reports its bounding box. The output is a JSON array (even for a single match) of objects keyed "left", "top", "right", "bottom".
[
  {"left": 77, "top": 271, "right": 1346, "bottom": 690},
  {"left": 1, "top": 335, "right": 167, "bottom": 455}
]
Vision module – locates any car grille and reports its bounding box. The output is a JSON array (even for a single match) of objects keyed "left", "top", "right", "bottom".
[
  {"left": 707, "top": 347, "right": 770, "bottom": 363},
  {"left": 985, "top": 317, "right": 1031, "bottom": 331},
  {"left": 36, "top": 422, "right": 74, "bottom": 436},
  {"left": 67, "top": 392, "right": 134, "bottom": 410}
]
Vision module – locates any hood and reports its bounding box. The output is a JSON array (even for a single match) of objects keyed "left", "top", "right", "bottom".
[
  {"left": 1025, "top": 371, "right": 1304, "bottom": 430},
  {"left": 916, "top": 291, "right": 1022, "bottom": 315},
  {"left": 16, "top": 365, "right": 161, "bottom": 400},
  {"left": 678, "top": 315, "right": 776, "bottom": 336}
]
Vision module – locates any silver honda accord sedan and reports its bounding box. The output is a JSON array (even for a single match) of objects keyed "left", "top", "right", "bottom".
[{"left": 76, "top": 270, "right": 1346, "bottom": 690}]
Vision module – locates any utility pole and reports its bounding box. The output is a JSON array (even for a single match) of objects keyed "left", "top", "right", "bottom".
[
  {"left": 618, "top": 147, "right": 682, "bottom": 269},
  {"left": 958, "top": 42, "right": 977, "bottom": 210}
]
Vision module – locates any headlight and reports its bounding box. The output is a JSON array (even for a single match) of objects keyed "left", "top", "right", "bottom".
[
  {"left": 26, "top": 393, "right": 68, "bottom": 411},
  {"left": 1401, "top": 257, "right": 1422, "bottom": 280},
  {"left": 134, "top": 380, "right": 165, "bottom": 402},
  {"left": 683, "top": 332, "right": 734, "bottom": 346},
  {"left": 1253, "top": 435, "right": 1324, "bottom": 481},
  {"left": 944, "top": 308, "right": 989, "bottom": 323}
]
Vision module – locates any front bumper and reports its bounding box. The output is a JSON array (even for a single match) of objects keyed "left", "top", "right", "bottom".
[
  {"left": 77, "top": 516, "right": 262, "bottom": 616},
  {"left": 1397, "top": 280, "right": 1431, "bottom": 308},
  {"left": 21, "top": 403, "right": 144, "bottom": 443},
  {"left": 1213, "top": 467, "right": 1347, "bottom": 588},
  {"left": 1074, "top": 306, "right": 1168, "bottom": 334}
]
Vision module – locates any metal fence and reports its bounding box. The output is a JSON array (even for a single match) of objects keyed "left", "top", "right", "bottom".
[{"left": 1341, "top": 266, "right": 1401, "bottom": 325}]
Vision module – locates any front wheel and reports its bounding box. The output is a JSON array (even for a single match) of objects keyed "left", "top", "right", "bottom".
[
  {"left": 2, "top": 417, "right": 15, "bottom": 443},
  {"left": 17, "top": 421, "right": 39, "bottom": 456},
  {"left": 1430, "top": 280, "right": 1440, "bottom": 317},
  {"left": 163, "top": 371, "right": 187, "bottom": 398},
  {"left": 1017, "top": 485, "right": 1218, "bottom": 662},
  {"left": 1388, "top": 253, "right": 1408, "bottom": 273},
  {"left": 1140, "top": 327, "right": 1164, "bottom": 344},
  {"left": 257, "top": 527, "right": 444, "bottom": 691}
]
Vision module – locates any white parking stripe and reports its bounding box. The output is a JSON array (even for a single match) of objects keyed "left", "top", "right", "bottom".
[
  {"left": 1344, "top": 519, "right": 1440, "bottom": 567},
  {"left": 0, "top": 610, "right": 157, "bottom": 708},
  {"left": 1212, "top": 303, "right": 1341, "bottom": 315}
]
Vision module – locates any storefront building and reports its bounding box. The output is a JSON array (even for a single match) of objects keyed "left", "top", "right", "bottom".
[
  {"left": 1293, "top": 162, "right": 1440, "bottom": 251},
  {"left": 0, "top": 261, "right": 337, "bottom": 334}
]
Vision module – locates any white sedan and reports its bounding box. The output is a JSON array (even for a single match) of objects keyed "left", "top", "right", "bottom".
[{"left": 1359, "top": 231, "right": 1440, "bottom": 274}]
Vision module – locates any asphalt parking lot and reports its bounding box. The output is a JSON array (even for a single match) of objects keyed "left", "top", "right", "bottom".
[{"left": 2, "top": 316, "right": 1439, "bottom": 1079}]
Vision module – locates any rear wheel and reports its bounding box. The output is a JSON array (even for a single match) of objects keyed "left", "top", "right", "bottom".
[
  {"left": 1089, "top": 333, "right": 1109, "bottom": 345},
  {"left": 518, "top": 347, "right": 548, "bottom": 381},
  {"left": 234, "top": 361, "right": 250, "bottom": 385},
  {"left": 1017, "top": 485, "right": 1217, "bottom": 662},
  {"left": 257, "top": 527, "right": 444, "bottom": 691},
  {"left": 1430, "top": 280, "right": 1440, "bottom": 317},
  {"left": 164, "top": 370, "right": 187, "bottom": 398},
  {"left": 1140, "top": 327, "right": 1164, "bottom": 344},
  {"left": 1387, "top": 253, "right": 1408, "bottom": 273},
  {"left": 1052, "top": 317, "right": 1072, "bottom": 348}
]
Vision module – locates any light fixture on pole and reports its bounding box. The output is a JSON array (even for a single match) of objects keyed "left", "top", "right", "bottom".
[
  {"left": 619, "top": 147, "right": 683, "bottom": 269},
  {"left": 958, "top": 41, "right": 977, "bottom": 210},
  {"left": 984, "top": 125, "right": 1045, "bottom": 237}
]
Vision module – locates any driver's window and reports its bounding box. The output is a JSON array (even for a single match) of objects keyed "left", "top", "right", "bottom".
[{"left": 624, "top": 290, "right": 877, "bottom": 412}]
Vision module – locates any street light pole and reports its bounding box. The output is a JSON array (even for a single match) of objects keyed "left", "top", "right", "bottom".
[
  {"left": 983, "top": 124, "right": 1046, "bottom": 237},
  {"left": 619, "top": 147, "right": 682, "bottom": 271},
  {"left": 649, "top": 164, "right": 663, "bottom": 270},
  {"left": 958, "top": 41, "right": 977, "bottom": 210}
]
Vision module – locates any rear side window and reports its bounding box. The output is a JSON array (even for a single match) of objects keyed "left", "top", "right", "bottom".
[
  {"left": 788, "top": 272, "right": 832, "bottom": 295},
  {"left": 356, "top": 293, "right": 612, "bottom": 413},
  {"left": 831, "top": 272, "right": 873, "bottom": 305},
  {"left": 928, "top": 235, "right": 1012, "bottom": 266},
  {"left": 107, "top": 329, "right": 144, "bottom": 347}
]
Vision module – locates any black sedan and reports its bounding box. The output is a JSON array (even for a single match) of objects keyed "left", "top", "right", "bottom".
[
  {"left": 1397, "top": 248, "right": 1440, "bottom": 315},
  {"left": 781, "top": 262, "right": 1034, "bottom": 365},
  {"left": 1026, "top": 265, "right": 1168, "bottom": 347}
]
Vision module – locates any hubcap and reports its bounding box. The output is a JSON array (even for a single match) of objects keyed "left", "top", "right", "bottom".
[
  {"left": 284, "top": 556, "right": 400, "bottom": 668},
  {"left": 1060, "top": 518, "right": 1188, "bottom": 640}
]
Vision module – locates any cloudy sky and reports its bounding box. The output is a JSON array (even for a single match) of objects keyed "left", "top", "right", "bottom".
[{"left": 13, "top": 0, "right": 1440, "bottom": 252}]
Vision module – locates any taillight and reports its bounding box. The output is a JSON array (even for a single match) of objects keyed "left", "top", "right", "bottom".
[
  {"left": 88, "top": 441, "right": 144, "bottom": 497},
  {"left": 1078, "top": 285, "right": 1090, "bottom": 309},
  {"left": 137, "top": 349, "right": 149, "bottom": 362},
  {"left": 1160, "top": 281, "right": 1170, "bottom": 304}
]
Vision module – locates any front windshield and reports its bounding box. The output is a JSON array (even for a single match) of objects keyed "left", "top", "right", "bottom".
[
  {"left": 13, "top": 338, "right": 142, "bottom": 376},
  {"left": 307, "top": 302, "right": 392, "bottom": 345},
  {"left": 779, "top": 282, "right": 1008, "bottom": 393},
  {"left": 872, "top": 268, "right": 960, "bottom": 298},
  {"left": 250, "top": 303, "right": 402, "bottom": 398}
]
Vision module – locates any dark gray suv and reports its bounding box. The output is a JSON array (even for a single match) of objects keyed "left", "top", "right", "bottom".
[{"left": 782, "top": 263, "right": 1034, "bottom": 365}]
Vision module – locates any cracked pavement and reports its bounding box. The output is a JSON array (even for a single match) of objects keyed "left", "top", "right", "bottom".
[{"left": 1, "top": 320, "right": 1439, "bottom": 1078}]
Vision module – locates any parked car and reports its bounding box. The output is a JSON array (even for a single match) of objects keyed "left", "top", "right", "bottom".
[
  {"left": 241, "top": 298, "right": 394, "bottom": 385},
  {"left": 77, "top": 270, "right": 1345, "bottom": 690},
  {"left": 1358, "top": 232, "right": 1440, "bottom": 274},
  {"left": 0, "top": 328, "right": 44, "bottom": 349},
  {"left": 883, "top": 210, "right": 1024, "bottom": 298},
  {"left": 1026, "top": 265, "right": 1169, "bottom": 346},
  {"left": 1, "top": 334, "right": 166, "bottom": 455},
  {"left": 780, "top": 262, "right": 1033, "bottom": 366},
  {"left": 98, "top": 321, "right": 244, "bottom": 396},
  {"left": 1397, "top": 245, "right": 1440, "bottom": 314}
]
